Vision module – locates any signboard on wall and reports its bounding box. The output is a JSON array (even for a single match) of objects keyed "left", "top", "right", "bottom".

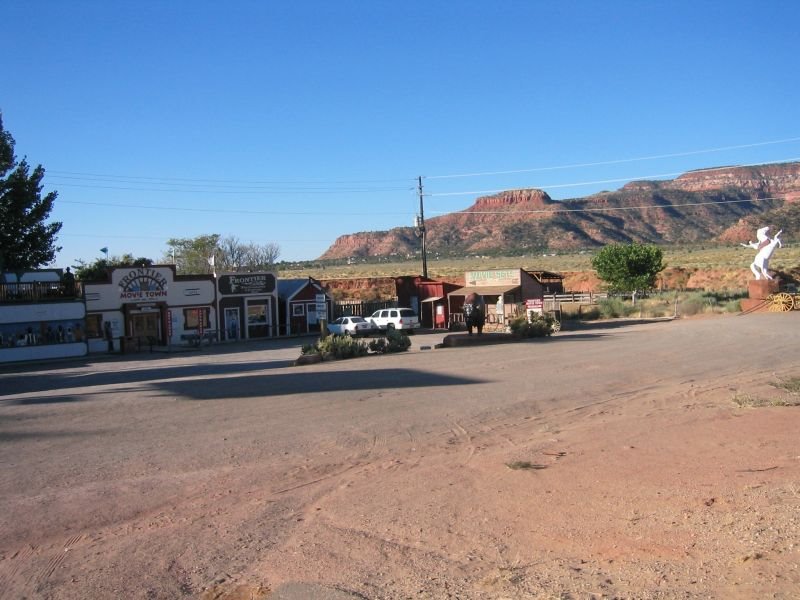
[
  {"left": 465, "top": 269, "right": 521, "bottom": 287},
  {"left": 218, "top": 273, "right": 276, "bottom": 295},
  {"left": 526, "top": 298, "right": 543, "bottom": 310},
  {"left": 315, "top": 293, "right": 327, "bottom": 317},
  {"left": 117, "top": 267, "right": 169, "bottom": 300}
]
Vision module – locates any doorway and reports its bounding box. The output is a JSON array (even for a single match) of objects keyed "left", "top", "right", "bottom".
[
  {"left": 247, "top": 299, "right": 271, "bottom": 338},
  {"left": 130, "top": 312, "right": 160, "bottom": 347},
  {"left": 224, "top": 307, "right": 240, "bottom": 341}
]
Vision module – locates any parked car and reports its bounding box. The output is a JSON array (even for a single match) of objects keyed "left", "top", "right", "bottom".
[
  {"left": 368, "top": 308, "right": 420, "bottom": 332},
  {"left": 327, "top": 316, "right": 374, "bottom": 337}
]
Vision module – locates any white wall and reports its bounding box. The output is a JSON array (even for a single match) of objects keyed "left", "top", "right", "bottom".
[
  {"left": 0, "top": 342, "right": 87, "bottom": 363},
  {"left": 0, "top": 302, "right": 85, "bottom": 324}
]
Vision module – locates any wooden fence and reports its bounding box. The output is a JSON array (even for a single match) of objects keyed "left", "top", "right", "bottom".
[
  {"left": 545, "top": 292, "right": 608, "bottom": 305},
  {"left": 333, "top": 299, "right": 397, "bottom": 319},
  {"left": 0, "top": 282, "right": 83, "bottom": 303}
]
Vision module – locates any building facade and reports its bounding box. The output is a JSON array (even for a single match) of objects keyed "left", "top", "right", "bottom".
[
  {"left": 0, "top": 270, "right": 87, "bottom": 363},
  {"left": 447, "top": 268, "right": 564, "bottom": 326},
  {"left": 216, "top": 272, "right": 278, "bottom": 341},
  {"left": 84, "top": 265, "right": 216, "bottom": 352}
]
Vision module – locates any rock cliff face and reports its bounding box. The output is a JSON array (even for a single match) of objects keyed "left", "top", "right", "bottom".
[
  {"left": 667, "top": 163, "right": 800, "bottom": 200},
  {"left": 319, "top": 162, "right": 800, "bottom": 259}
]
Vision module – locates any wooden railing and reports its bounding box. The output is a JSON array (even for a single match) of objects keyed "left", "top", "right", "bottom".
[
  {"left": 333, "top": 299, "right": 397, "bottom": 319},
  {"left": 545, "top": 292, "right": 608, "bottom": 304},
  {"left": 0, "top": 282, "right": 83, "bottom": 303}
]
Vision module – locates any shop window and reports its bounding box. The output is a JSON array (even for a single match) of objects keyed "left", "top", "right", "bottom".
[
  {"left": 0, "top": 319, "right": 86, "bottom": 346},
  {"left": 248, "top": 302, "right": 267, "bottom": 325},
  {"left": 85, "top": 314, "right": 102, "bottom": 338},
  {"left": 183, "top": 307, "right": 210, "bottom": 330}
]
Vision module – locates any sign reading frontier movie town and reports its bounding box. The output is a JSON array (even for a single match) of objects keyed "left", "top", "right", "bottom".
[
  {"left": 218, "top": 273, "right": 276, "bottom": 296},
  {"left": 117, "top": 267, "right": 169, "bottom": 301}
]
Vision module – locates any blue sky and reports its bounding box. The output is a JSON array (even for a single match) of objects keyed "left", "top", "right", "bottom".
[{"left": 3, "top": 1, "right": 799, "bottom": 266}]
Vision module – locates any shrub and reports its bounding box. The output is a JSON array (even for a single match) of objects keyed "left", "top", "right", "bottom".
[
  {"left": 677, "top": 294, "right": 706, "bottom": 316},
  {"left": 320, "top": 334, "right": 369, "bottom": 359},
  {"left": 301, "top": 343, "right": 319, "bottom": 355},
  {"left": 509, "top": 314, "right": 553, "bottom": 338},
  {"left": 597, "top": 297, "right": 634, "bottom": 319},
  {"left": 302, "top": 335, "right": 369, "bottom": 360},
  {"left": 671, "top": 290, "right": 747, "bottom": 317},
  {"left": 368, "top": 329, "right": 411, "bottom": 353},
  {"left": 723, "top": 299, "right": 742, "bottom": 313}
]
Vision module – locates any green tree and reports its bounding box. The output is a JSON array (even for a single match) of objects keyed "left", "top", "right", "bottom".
[
  {"left": 165, "top": 234, "right": 220, "bottom": 274},
  {"left": 591, "top": 243, "right": 665, "bottom": 301},
  {"left": 0, "top": 115, "right": 62, "bottom": 275},
  {"left": 73, "top": 254, "right": 154, "bottom": 281},
  {"left": 165, "top": 234, "right": 280, "bottom": 274}
]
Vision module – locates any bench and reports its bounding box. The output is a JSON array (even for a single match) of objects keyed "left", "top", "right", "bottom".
[{"left": 180, "top": 331, "right": 217, "bottom": 347}]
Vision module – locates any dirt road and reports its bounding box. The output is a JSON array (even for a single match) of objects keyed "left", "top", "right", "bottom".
[{"left": 1, "top": 314, "right": 799, "bottom": 599}]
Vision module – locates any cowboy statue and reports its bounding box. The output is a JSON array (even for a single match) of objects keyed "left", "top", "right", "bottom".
[{"left": 741, "top": 226, "right": 782, "bottom": 280}]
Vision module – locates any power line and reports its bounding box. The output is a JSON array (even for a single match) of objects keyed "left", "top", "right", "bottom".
[
  {"left": 57, "top": 195, "right": 781, "bottom": 219},
  {"left": 425, "top": 137, "right": 800, "bottom": 180},
  {"left": 432, "top": 196, "right": 782, "bottom": 216},
  {"left": 42, "top": 138, "right": 800, "bottom": 199},
  {"left": 48, "top": 170, "right": 415, "bottom": 186},
  {"left": 47, "top": 180, "right": 412, "bottom": 194},
  {"left": 58, "top": 232, "right": 322, "bottom": 243},
  {"left": 57, "top": 199, "right": 416, "bottom": 216},
  {"left": 427, "top": 157, "right": 800, "bottom": 198}
]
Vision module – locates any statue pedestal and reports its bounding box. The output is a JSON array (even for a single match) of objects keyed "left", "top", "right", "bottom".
[
  {"left": 748, "top": 279, "right": 779, "bottom": 299},
  {"left": 741, "top": 279, "right": 780, "bottom": 312}
]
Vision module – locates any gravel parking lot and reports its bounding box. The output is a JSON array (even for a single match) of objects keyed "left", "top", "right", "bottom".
[{"left": 1, "top": 314, "right": 799, "bottom": 599}]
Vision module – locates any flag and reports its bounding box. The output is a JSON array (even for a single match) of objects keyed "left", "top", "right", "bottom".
[{"left": 100, "top": 247, "right": 108, "bottom": 254}]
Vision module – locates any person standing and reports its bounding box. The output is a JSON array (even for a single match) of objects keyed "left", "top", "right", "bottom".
[
  {"left": 62, "top": 267, "right": 76, "bottom": 296},
  {"left": 104, "top": 321, "right": 114, "bottom": 352}
]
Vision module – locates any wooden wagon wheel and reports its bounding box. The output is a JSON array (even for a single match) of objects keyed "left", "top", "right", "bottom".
[{"left": 767, "top": 292, "right": 794, "bottom": 312}]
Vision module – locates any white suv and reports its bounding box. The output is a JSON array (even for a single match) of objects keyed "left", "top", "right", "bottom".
[{"left": 368, "top": 308, "right": 420, "bottom": 332}]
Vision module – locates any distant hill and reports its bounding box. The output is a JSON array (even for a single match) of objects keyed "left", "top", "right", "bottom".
[{"left": 319, "top": 162, "right": 800, "bottom": 260}]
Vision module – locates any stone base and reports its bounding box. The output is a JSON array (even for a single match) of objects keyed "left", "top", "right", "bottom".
[
  {"left": 741, "top": 298, "right": 769, "bottom": 313},
  {"left": 748, "top": 279, "right": 779, "bottom": 300}
]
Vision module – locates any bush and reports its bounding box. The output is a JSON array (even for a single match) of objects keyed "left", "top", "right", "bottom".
[
  {"left": 301, "top": 343, "right": 319, "bottom": 355},
  {"left": 723, "top": 299, "right": 742, "bottom": 313},
  {"left": 676, "top": 290, "right": 746, "bottom": 317},
  {"left": 302, "top": 335, "right": 369, "bottom": 360},
  {"left": 321, "top": 335, "right": 369, "bottom": 359},
  {"left": 368, "top": 329, "right": 412, "bottom": 353},
  {"left": 597, "top": 297, "right": 635, "bottom": 319},
  {"left": 508, "top": 314, "right": 554, "bottom": 338},
  {"left": 677, "top": 294, "right": 705, "bottom": 316}
]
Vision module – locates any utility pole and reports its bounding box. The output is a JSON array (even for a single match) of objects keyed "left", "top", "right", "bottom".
[{"left": 416, "top": 175, "right": 428, "bottom": 278}]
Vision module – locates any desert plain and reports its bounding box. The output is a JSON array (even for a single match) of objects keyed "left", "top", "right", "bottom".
[{"left": 1, "top": 313, "right": 799, "bottom": 599}]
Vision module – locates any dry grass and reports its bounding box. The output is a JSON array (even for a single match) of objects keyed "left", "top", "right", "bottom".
[
  {"left": 505, "top": 461, "right": 547, "bottom": 471},
  {"left": 772, "top": 377, "right": 800, "bottom": 394},
  {"left": 733, "top": 378, "right": 800, "bottom": 408},
  {"left": 279, "top": 245, "right": 800, "bottom": 283}
]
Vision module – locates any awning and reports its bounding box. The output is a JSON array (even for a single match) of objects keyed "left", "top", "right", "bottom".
[
  {"left": 447, "top": 284, "right": 520, "bottom": 297},
  {"left": 420, "top": 296, "right": 443, "bottom": 303}
]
